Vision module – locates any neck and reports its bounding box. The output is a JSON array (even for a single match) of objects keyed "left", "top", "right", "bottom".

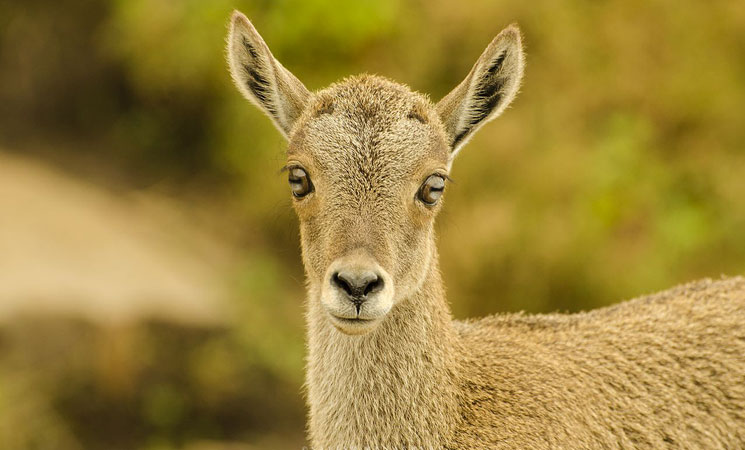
[{"left": 305, "top": 257, "right": 461, "bottom": 448}]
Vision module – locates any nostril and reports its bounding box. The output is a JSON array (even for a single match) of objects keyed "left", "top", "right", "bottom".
[
  {"left": 364, "top": 276, "right": 383, "bottom": 296},
  {"left": 332, "top": 270, "right": 384, "bottom": 299},
  {"left": 332, "top": 272, "right": 354, "bottom": 296}
]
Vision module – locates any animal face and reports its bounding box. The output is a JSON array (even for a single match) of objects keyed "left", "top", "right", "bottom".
[
  {"left": 286, "top": 79, "right": 450, "bottom": 334},
  {"left": 227, "top": 11, "right": 524, "bottom": 335}
]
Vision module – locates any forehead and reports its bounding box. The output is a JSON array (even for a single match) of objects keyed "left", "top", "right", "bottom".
[{"left": 288, "top": 75, "right": 449, "bottom": 180}]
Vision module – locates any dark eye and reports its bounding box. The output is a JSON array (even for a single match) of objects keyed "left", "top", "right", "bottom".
[
  {"left": 417, "top": 174, "right": 446, "bottom": 205},
  {"left": 288, "top": 167, "right": 313, "bottom": 198}
]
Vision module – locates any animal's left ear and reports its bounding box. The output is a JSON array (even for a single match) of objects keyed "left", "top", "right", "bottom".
[{"left": 436, "top": 25, "right": 524, "bottom": 157}]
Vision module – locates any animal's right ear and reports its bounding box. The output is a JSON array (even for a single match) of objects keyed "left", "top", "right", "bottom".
[
  {"left": 436, "top": 25, "right": 525, "bottom": 158},
  {"left": 227, "top": 11, "right": 311, "bottom": 138}
]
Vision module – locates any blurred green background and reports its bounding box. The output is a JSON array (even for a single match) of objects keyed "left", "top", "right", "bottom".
[{"left": 1, "top": 0, "right": 744, "bottom": 448}]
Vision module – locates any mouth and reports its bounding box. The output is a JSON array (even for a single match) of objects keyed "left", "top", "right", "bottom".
[
  {"left": 330, "top": 315, "right": 374, "bottom": 324},
  {"left": 328, "top": 314, "right": 380, "bottom": 334}
]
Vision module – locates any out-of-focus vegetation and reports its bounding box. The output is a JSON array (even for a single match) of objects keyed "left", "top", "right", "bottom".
[{"left": 0, "top": 0, "right": 744, "bottom": 448}]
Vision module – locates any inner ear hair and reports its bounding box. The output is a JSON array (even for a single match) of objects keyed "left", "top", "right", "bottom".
[
  {"left": 460, "top": 51, "right": 508, "bottom": 137},
  {"left": 239, "top": 36, "right": 278, "bottom": 116}
]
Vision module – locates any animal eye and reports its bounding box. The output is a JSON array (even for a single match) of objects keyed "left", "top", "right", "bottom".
[
  {"left": 417, "top": 174, "right": 446, "bottom": 206},
  {"left": 288, "top": 167, "right": 313, "bottom": 198}
]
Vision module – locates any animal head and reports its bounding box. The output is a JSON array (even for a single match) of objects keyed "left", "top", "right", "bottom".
[{"left": 227, "top": 11, "right": 524, "bottom": 335}]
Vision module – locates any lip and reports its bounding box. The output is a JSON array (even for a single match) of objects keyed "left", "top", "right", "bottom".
[
  {"left": 328, "top": 314, "right": 381, "bottom": 333},
  {"left": 330, "top": 315, "right": 375, "bottom": 324}
]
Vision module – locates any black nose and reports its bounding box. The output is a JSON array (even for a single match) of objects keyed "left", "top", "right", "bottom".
[{"left": 331, "top": 269, "right": 384, "bottom": 305}]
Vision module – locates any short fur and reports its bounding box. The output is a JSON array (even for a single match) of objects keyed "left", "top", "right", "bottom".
[{"left": 227, "top": 11, "right": 745, "bottom": 449}]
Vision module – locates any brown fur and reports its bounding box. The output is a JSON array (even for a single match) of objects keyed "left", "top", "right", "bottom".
[{"left": 226, "top": 11, "right": 745, "bottom": 449}]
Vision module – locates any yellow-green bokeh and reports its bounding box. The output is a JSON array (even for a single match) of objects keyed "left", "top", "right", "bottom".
[{"left": 1, "top": 0, "right": 744, "bottom": 447}]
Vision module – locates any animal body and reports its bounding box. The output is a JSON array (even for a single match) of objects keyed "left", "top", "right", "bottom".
[{"left": 226, "top": 10, "right": 745, "bottom": 449}]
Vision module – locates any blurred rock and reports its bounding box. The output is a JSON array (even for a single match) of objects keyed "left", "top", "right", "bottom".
[{"left": 0, "top": 151, "right": 229, "bottom": 325}]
